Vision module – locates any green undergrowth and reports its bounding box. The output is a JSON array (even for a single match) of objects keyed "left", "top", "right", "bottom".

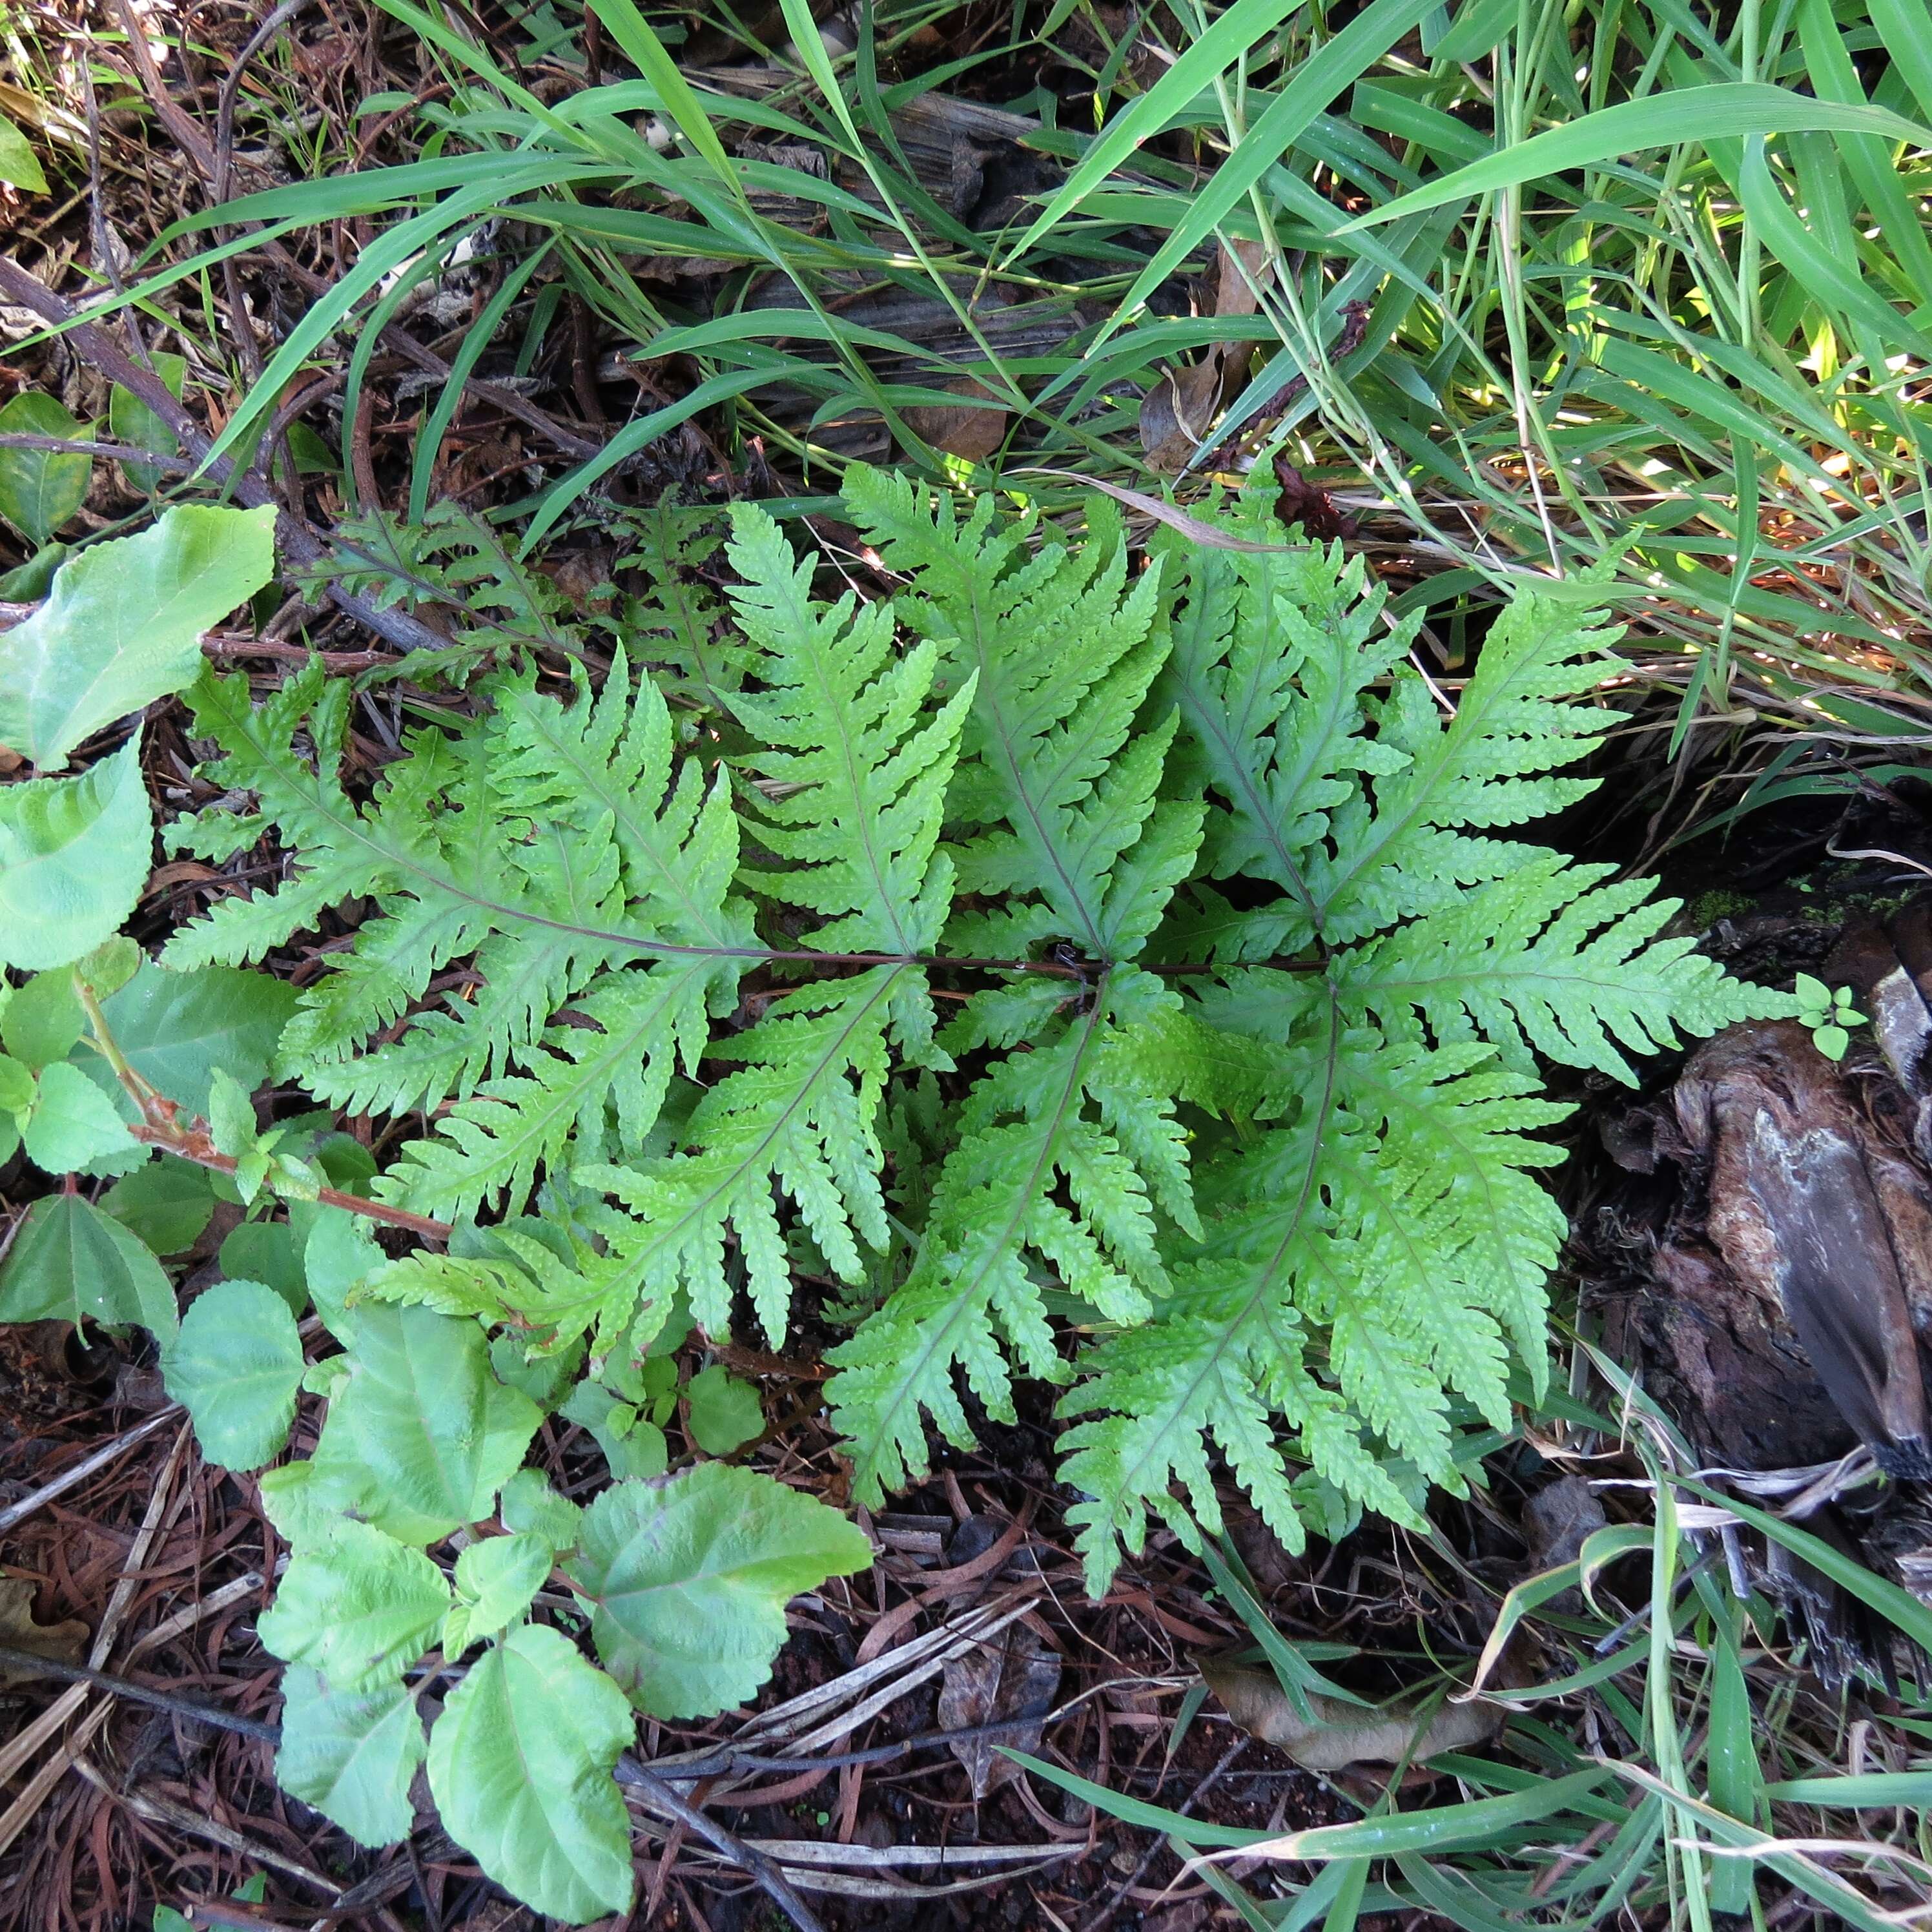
[
  {"left": 7, "top": 0, "right": 1931, "bottom": 811},
  {"left": 0, "top": 480, "right": 1794, "bottom": 1915},
  {"left": 1052, "top": 1362, "right": 1932, "bottom": 1932}
]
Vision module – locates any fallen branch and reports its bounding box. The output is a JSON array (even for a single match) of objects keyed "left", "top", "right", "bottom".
[{"left": 0, "top": 1645, "right": 280, "bottom": 1742}]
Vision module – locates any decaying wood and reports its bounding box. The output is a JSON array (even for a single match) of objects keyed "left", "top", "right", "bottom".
[
  {"left": 1596, "top": 916, "right": 1932, "bottom": 1684},
  {"left": 1673, "top": 1020, "right": 1932, "bottom": 1479}
]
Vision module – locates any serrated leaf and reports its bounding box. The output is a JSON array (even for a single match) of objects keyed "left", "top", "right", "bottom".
[
  {"left": 304, "top": 1210, "right": 383, "bottom": 1342},
  {"left": 426, "top": 1623, "right": 635, "bottom": 1924},
  {"left": 0, "top": 738, "right": 152, "bottom": 971},
  {"left": 0, "top": 505, "right": 276, "bottom": 770},
  {"left": 0, "top": 393, "right": 87, "bottom": 549},
  {"left": 23, "top": 1060, "right": 136, "bottom": 1173},
  {"left": 331, "top": 1304, "right": 540, "bottom": 1534},
  {"left": 565, "top": 1462, "right": 873, "bottom": 1718},
  {"left": 256, "top": 1517, "right": 451, "bottom": 1688},
  {"left": 102, "top": 1160, "right": 218, "bottom": 1253},
  {"left": 0, "top": 1053, "right": 34, "bottom": 1117},
  {"left": 498, "top": 1468, "right": 583, "bottom": 1553},
  {"left": 162, "top": 1279, "right": 303, "bottom": 1470},
  {"left": 560, "top": 1380, "right": 668, "bottom": 1481},
  {"left": 207, "top": 1067, "right": 258, "bottom": 1158},
  {"left": 275, "top": 1665, "right": 425, "bottom": 1849},
  {"left": 76, "top": 960, "right": 298, "bottom": 1121},
  {"left": 74, "top": 936, "right": 141, "bottom": 1000},
  {"left": 685, "top": 1364, "right": 763, "bottom": 1455},
  {"left": 443, "top": 1532, "right": 552, "bottom": 1655},
  {"left": 0, "top": 1192, "right": 176, "bottom": 1333}
]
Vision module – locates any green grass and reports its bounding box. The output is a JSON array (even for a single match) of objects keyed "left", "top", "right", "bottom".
[
  {"left": 18, "top": 0, "right": 1929, "bottom": 817},
  {"left": 1027, "top": 1355, "right": 1932, "bottom": 1931}
]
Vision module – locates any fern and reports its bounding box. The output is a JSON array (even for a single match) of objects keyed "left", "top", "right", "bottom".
[
  {"left": 299, "top": 499, "right": 588, "bottom": 683},
  {"left": 163, "top": 472, "right": 1787, "bottom": 1588}
]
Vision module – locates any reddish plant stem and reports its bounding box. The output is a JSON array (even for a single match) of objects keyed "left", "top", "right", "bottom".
[{"left": 125, "top": 1123, "right": 454, "bottom": 1240}]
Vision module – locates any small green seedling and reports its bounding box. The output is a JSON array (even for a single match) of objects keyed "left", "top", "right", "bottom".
[{"left": 1794, "top": 973, "right": 1865, "bottom": 1062}]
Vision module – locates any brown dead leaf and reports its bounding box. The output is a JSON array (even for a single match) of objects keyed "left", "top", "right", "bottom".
[
  {"left": 937, "top": 1623, "right": 1061, "bottom": 1798},
  {"left": 1201, "top": 1660, "right": 1502, "bottom": 1774},
  {"left": 1214, "top": 238, "right": 1268, "bottom": 322},
  {"left": 0, "top": 1576, "right": 87, "bottom": 1687},
  {"left": 1006, "top": 470, "right": 1300, "bottom": 552},
  {"left": 1140, "top": 355, "right": 1230, "bottom": 472},
  {"left": 903, "top": 376, "right": 1009, "bottom": 462},
  {"left": 1139, "top": 241, "right": 1269, "bottom": 471}
]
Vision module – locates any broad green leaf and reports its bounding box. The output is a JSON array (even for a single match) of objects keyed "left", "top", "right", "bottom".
[
  {"left": 566, "top": 1462, "right": 874, "bottom": 1718},
  {"left": 498, "top": 1468, "right": 583, "bottom": 1553},
  {"left": 0, "top": 505, "right": 276, "bottom": 770},
  {"left": 0, "top": 393, "right": 88, "bottom": 548},
  {"left": 258, "top": 1452, "right": 391, "bottom": 1548},
  {"left": 0, "top": 1193, "right": 176, "bottom": 1333},
  {"left": 108, "top": 354, "right": 188, "bottom": 495},
  {"left": 0, "top": 1053, "right": 34, "bottom": 1117},
  {"left": 685, "top": 1364, "right": 764, "bottom": 1455},
  {"left": 74, "top": 936, "right": 140, "bottom": 1000},
  {"left": 275, "top": 1665, "right": 426, "bottom": 1849},
  {"left": 208, "top": 1066, "right": 258, "bottom": 1156},
  {"left": 220, "top": 1220, "right": 308, "bottom": 1316},
  {"left": 0, "top": 542, "right": 68, "bottom": 601},
  {"left": 303, "top": 1210, "right": 383, "bottom": 1342},
  {"left": 76, "top": 960, "right": 299, "bottom": 1120},
  {"left": 102, "top": 1159, "right": 218, "bottom": 1253},
  {"left": 23, "top": 1060, "right": 136, "bottom": 1173},
  {"left": 560, "top": 1381, "right": 667, "bottom": 1481},
  {"left": 162, "top": 1278, "right": 303, "bottom": 1470},
  {"left": 443, "top": 1532, "right": 553, "bottom": 1655},
  {"left": 3, "top": 969, "right": 84, "bottom": 1070},
  {"left": 0, "top": 112, "right": 48, "bottom": 194},
  {"left": 0, "top": 738, "right": 152, "bottom": 971},
  {"left": 333, "top": 1304, "right": 541, "bottom": 1533},
  {"left": 491, "top": 1331, "right": 586, "bottom": 1412},
  {"left": 256, "top": 1517, "right": 451, "bottom": 1688},
  {"left": 287, "top": 1404, "right": 462, "bottom": 1548},
  {"left": 426, "top": 1623, "right": 635, "bottom": 1924}
]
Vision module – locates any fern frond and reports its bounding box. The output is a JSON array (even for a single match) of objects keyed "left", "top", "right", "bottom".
[
  {"left": 582, "top": 968, "right": 906, "bottom": 1346},
  {"left": 613, "top": 497, "right": 748, "bottom": 710},
  {"left": 378, "top": 960, "right": 723, "bottom": 1222},
  {"left": 828, "top": 968, "right": 1194, "bottom": 1499},
  {"left": 165, "top": 655, "right": 743, "bottom": 1215},
  {"left": 1157, "top": 523, "right": 1412, "bottom": 960},
  {"left": 1308, "top": 585, "right": 1621, "bottom": 940},
  {"left": 723, "top": 502, "right": 972, "bottom": 958},
  {"left": 360, "top": 1225, "right": 644, "bottom": 1355},
  {"left": 1058, "top": 1014, "right": 1563, "bottom": 1588},
  {"left": 1336, "top": 855, "right": 1786, "bottom": 1080},
  {"left": 842, "top": 467, "right": 1184, "bottom": 960}
]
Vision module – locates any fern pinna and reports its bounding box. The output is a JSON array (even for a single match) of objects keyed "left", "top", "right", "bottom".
[{"left": 168, "top": 474, "right": 1779, "bottom": 1588}]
